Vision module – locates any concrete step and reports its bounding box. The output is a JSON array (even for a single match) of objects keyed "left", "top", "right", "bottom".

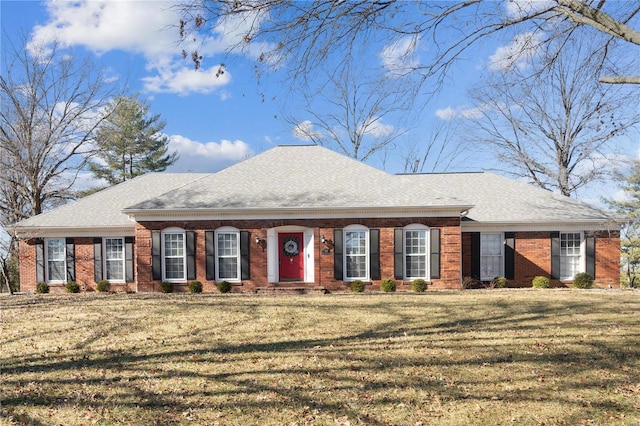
[{"left": 254, "top": 286, "right": 328, "bottom": 295}]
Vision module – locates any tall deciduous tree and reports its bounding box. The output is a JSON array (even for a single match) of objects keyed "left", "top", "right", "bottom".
[
  {"left": 178, "top": 1, "right": 640, "bottom": 85},
  {"left": 1, "top": 33, "right": 116, "bottom": 292},
  {"left": 467, "top": 38, "right": 640, "bottom": 196},
  {"left": 88, "top": 95, "right": 178, "bottom": 186},
  {"left": 608, "top": 160, "right": 640, "bottom": 287},
  {"left": 286, "top": 61, "right": 415, "bottom": 162}
]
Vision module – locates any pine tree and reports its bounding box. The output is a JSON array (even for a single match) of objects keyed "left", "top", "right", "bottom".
[
  {"left": 609, "top": 159, "right": 640, "bottom": 287},
  {"left": 89, "top": 95, "right": 178, "bottom": 185}
]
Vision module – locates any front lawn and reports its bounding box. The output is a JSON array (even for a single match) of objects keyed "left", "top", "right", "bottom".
[{"left": 1, "top": 290, "right": 639, "bottom": 425}]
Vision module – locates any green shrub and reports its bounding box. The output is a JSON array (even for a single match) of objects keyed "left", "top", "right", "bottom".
[
  {"left": 380, "top": 278, "right": 396, "bottom": 293},
  {"left": 65, "top": 281, "right": 80, "bottom": 293},
  {"left": 188, "top": 280, "right": 203, "bottom": 293},
  {"left": 350, "top": 280, "right": 365, "bottom": 293},
  {"left": 96, "top": 280, "right": 111, "bottom": 292},
  {"left": 160, "top": 281, "right": 173, "bottom": 293},
  {"left": 36, "top": 282, "right": 50, "bottom": 294},
  {"left": 487, "top": 276, "right": 507, "bottom": 289},
  {"left": 573, "top": 272, "right": 594, "bottom": 289},
  {"left": 532, "top": 276, "right": 550, "bottom": 288},
  {"left": 217, "top": 280, "right": 232, "bottom": 293},
  {"left": 411, "top": 279, "right": 428, "bottom": 292}
]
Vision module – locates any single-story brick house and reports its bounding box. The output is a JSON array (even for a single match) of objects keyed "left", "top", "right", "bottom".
[{"left": 11, "top": 145, "right": 621, "bottom": 293}]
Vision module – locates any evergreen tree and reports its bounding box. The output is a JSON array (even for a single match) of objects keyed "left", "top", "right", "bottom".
[
  {"left": 89, "top": 95, "right": 178, "bottom": 185},
  {"left": 609, "top": 160, "right": 640, "bottom": 287}
]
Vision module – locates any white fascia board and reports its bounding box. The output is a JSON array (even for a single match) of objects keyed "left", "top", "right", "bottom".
[
  {"left": 461, "top": 221, "right": 621, "bottom": 233},
  {"left": 124, "top": 205, "right": 474, "bottom": 221},
  {"left": 13, "top": 226, "right": 136, "bottom": 239}
]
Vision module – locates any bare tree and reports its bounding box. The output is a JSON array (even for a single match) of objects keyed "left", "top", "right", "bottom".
[
  {"left": 177, "top": 1, "right": 640, "bottom": 85},
  {"left": 0, "top": 33, "right": 117, "bottom": 291},
  {"left": 467, "top": 38, "right": 640, "bottom": 197},
  {"left": 401, "top": 119, "right": 464, "bottom": 173},
  {"left": 285, "top": 61, "right": 416, "bottom": 162}
]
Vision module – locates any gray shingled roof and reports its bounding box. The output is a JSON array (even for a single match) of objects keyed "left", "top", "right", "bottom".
[
  {"left": 401, "top": 172, "right": 614, "bottom": 223},
  {"left": 12, "top": 173, "right": 206, "bottom": 231},
  {"left": 12, "top": 145, "right": 616, "bottom": 233},
  {"left": 124, "top": 145, "right": 470, "bottom": 212}
]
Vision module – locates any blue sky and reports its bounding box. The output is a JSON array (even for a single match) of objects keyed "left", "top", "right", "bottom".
[{"left": 1, "top": 0, "right": 637, "bottom": 204}]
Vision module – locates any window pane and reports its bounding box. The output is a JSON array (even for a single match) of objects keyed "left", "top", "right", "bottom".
[
  {"left": 480, "top": 234, "right": 502, "bottom": 280},
  {"left": 218, "top": 257, "right": 238, "bottom": 279},
  {"left": 164, "top": 234, "right": 184, "bottom": 257},
  {"left": 47, "top": 239, "right": 65, "bottom": 281},
  {"left": 345, "top": 230, "right": 367, "bottom": 279},
  {"left": 47, "top": 239, "right": 65, "bottom": 261},
  {"left": 405, "top": 230, "right": 426, "bottom": 254},
  {"left": 165, "top": 258, "right": 184, "bottom": 279},
  {"left": 346, "top": 256, "right": 367, "bottom": 278},
  {"left": 406, "top": 256, "right": 426, "bottom": 278},
  {"left": 560, "top": 233, "right": 581, "bottom": 279},
  {"left": 217, "top": 233, "right": 238, "bottom": 257}
]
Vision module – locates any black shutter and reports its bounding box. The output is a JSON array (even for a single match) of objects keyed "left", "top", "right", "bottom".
[
  {"left": 504, "top": 232, "right": 515, "bottom": 280},
  {"left": 94, "top": 238, "right": 103, "bottom": 282},
  {"left": 430, "top": 228, "right": 441, "bottom": 279},
  {"left": 186, "top": 231, "right": 196, "bottom": 280},
  {"left": 370, "top": 229, "right": 380, "bottom": 280},
  {"left": 205, "top": 231, "right": 215, "bottom": 280},
  {"left": 35, "top": 239, "right": 45, "bottom": 283},
  {"left": 65, "top": 238, "right": 75, "bottom": 282},
  {"left": 125, "top": 237, "right": 134, "bottom": 282},
  {"left": 240, "top": 231, "right": 250, "bottom": 280},
  {"left": 394, "top": 228, "right": 403, "bottom": 280},
  {"left": 152, "top": 231, "right": 161, "bottom": 280},
  {"left": 471, "top": 232, "right": 480, "bottom": 279},
  {"left": 586, "top": 234, "right": 595, "bottom": 278},
  {"left": 333, "top": 229, "right": 343, "bottom": 280},
  {"left": 551, "top": 232, "right": 560, "bottom": 279}
]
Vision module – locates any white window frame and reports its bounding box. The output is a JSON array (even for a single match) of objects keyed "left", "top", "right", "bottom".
[
  {"left": 45, "top": 238, "right": 66, "bottom": 283},
  {"left": 104, "top": 237, "right": 125, "bottom": 282},
  {"left": 560, "top": 232, "right": 584, "bottom": 280},
  {"left": 480, "top": 233, "right": 504, "bottom": 281},
  {"left": 162, "top": 228, "right": 186, "bottom": 282},
  {"left": 215, "top": 227, "right": 241, "bottom": 282},
  {"left": 404, "top": 224, "right": 429, "bottom": 280},
  {"left": 344, "top": 225, "right": 369, "bottom": 281}
]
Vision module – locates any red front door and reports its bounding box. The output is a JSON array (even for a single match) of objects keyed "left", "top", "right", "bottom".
[{"left": 279, "top": 233, "right": 304, "bottom": 281}]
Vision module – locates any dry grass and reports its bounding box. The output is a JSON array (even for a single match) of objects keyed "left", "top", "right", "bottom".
[{"left": 1, "top": 290, "right": 639, "bottom": 425}]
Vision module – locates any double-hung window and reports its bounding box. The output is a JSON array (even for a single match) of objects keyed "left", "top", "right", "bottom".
[
  {"left": 405, "top": 227, "right": 427, "bottom": 279},
  {"left": 560, "top": 232, "right": 582, "bottom": 279},
  {"left": 46, "top": 238, "right": 66, "bottom": 282},
  {"left": 217, "top": 229, "right": 240, "bottom": 280},
  {"left": 104, "top": 238, "right": 125, "bottom": 281},
  {"left": 344, "top": 226, "right": 369, "bottom": 281},
  {"left": 163, "top": 230, "right": 185, "bottom": 281},
  {"left": 480, "top": 233, "right": 503, "bottom": 281}
]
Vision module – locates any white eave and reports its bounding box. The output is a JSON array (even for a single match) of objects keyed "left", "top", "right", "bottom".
[
  {"left": 123, "top": 205, "right": 476, "bottom": 221},
  {"left": 12, "top": 225, "right": 136, "bottom": 239},
  {"left": 461, "top": 219, "right": 622, "bottom": 233}
]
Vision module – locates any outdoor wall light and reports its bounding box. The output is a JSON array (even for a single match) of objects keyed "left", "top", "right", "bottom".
[
  {"left": 321, "top": 235, "right": 334, "bottom": 249},
  {"left": 255, "top": 236, "right": 267, "bottom": 251}
]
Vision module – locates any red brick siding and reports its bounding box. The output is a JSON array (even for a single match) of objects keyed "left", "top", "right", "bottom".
[
  {"left": 461, "top": 230, "right": 620, "bottom": 288},
  {"left": 135, "top": 217, "right": 462, "bottom": 292},
  {"left": 19, "top": 237, "right": 136, "bottom": 293}
]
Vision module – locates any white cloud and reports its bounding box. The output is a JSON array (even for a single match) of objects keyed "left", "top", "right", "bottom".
[
  {"left": 142, "top": 64, "right": 231, "bottom": 95},
  {"left": 362, "top": 118, "right": 394, "bottom": 138},
  {"left": 379, "top": 36, "right": 419, "bottom": 77},
  {"left": 435, "top": 105, "right": 484, "bottom": 121},
  {"left": 27, "top": 0, "right": 266, "bottom": 96},
  {"left": 167, "top": 135, "right": 252, "bottom": 172},
  {"left": 292, "top": 120, "right": 323, "bottom": 141},
  {"left": 488, "top": 31, "right": 543, "bottom": 71}
]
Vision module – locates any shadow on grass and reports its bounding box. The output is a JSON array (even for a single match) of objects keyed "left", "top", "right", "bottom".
[{"left": 2, "top": 292, "right": 639, "bottom": 424}]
